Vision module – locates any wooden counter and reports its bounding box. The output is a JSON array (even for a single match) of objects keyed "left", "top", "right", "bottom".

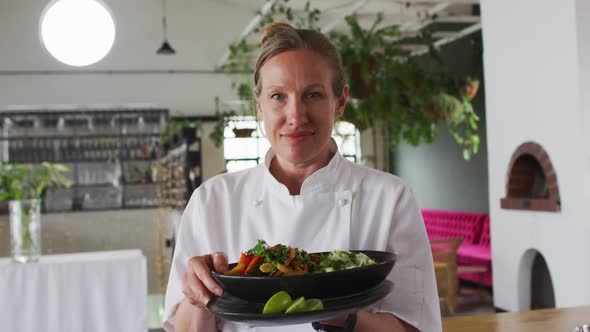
[{"left": 443, "top": 306, "right": 590, "bottom": 332}]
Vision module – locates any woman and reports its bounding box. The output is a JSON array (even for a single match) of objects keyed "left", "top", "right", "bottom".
[{"left": 163, "top": 22, "right": 441, "bottom": 332}]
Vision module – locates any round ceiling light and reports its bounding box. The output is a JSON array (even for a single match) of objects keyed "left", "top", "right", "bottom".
[{"left": 40, "top": 0, "right": 116, "bottom": 67}]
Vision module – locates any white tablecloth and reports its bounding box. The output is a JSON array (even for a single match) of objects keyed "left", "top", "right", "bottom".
[{"left": 0, "top": 250, "right": 147, "bottom": 332}]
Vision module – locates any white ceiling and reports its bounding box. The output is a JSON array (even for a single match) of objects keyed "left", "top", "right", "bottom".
[{"left": 0, "top": 0, "right": 482, "bottom": 115}]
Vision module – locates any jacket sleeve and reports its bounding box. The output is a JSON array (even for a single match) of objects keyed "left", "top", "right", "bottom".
[
  {"left": 375, "top": 184, "right": 442, "bottom": 332},
  {"left": 162, "top": 191, "right": 203, "bottom": 331}
]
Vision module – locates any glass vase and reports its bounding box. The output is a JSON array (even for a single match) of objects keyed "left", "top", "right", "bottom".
[{"left": 9, "top": 199, "right": 42, "bottom": 263}]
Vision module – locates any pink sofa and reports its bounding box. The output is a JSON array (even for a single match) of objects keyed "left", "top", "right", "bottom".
[{"left": 421, "top": 209, "right": 492, "bottom": 287}]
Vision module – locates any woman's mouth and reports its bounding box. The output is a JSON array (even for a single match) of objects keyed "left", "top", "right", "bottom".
[{"left": 281, "top": 130, "right": 314, "bottom": 142}]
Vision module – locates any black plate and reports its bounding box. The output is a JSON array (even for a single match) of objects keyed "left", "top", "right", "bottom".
[
  {"left": 211, "top": 250, "right": 396, "bottom": 302},
  {"left": 207, "top": 279, "right": 394, "bottom": 326}
]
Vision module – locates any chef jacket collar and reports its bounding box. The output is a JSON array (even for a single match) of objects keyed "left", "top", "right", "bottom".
[{"left": 263, "top": 138, "right": 343, "bottom": 196}]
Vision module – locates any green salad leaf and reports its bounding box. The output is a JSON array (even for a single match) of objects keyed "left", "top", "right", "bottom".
[{"left": 315, "top": 250, "right": 376, "bottom": 273}]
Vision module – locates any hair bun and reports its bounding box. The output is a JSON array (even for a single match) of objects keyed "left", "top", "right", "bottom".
[{"left": 260, "top": 22, "right": 295, "bottom": 46}]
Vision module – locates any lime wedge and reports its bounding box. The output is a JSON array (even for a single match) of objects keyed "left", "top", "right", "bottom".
[
  {"left": 285, "top": 297, "right": 307, "bottom": 314},
  {"left": 262, "top": 291, "right": 293, "bottom": 314},
  {"left": 305, "top": 299, "right": 324, "bottom": 311}
]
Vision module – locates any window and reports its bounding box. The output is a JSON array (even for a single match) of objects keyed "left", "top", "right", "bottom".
[
  {"left": 223, "top": 116, "right": 361, "bottom": 172},
  {"left": 40, "top": 0, "right": 116, "bottom": 66},
  {"left": 223, "top": 116, "right": 269, "bottom": 173},
  {"left": 332, "top": 121, "right": 361, "bottom": 163}
]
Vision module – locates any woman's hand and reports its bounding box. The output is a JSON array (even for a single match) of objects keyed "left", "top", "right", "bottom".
[{"left": 181, "top": 252, "right": 228, "bottom": 308}]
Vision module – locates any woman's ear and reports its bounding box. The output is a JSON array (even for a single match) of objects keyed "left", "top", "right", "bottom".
[{"left": 335, "top": 85, "right": 349, "bottom": 118}]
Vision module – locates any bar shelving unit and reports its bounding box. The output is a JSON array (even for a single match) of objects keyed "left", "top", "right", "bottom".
[
  {"left": 0, "top": 108, "right": 169, "bottom": 212},
  {"left": 156, "top": 126, "right": 202, "bottom": 211}
]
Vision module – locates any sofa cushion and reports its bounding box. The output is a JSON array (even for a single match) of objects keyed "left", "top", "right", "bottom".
[
  {"left": 422, "top": 209, "right": 493, "bottom": 287},
  {"left": 457, "top": 243, "right": 491, "bottom": 263},
  {"left": 478, "top": 216, "right": 491, "bottom": 247},
  {"left": 422, "top": 209, "right": 486, "bottom": 244},
  {"left": 457, "top": 243, "right": 493, "bottom": 287}
]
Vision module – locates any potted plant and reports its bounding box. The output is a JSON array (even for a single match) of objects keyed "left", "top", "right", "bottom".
[
  {"left": 232, "top": 127, "right": 256, "bottom": 138},
  {"left": 209, "top": 110, "right": 236, "bottom": 148},
  {"left": 160, "top": 121, "right": 178, "bottom": 152},
  {"left": 0, "top": 162, "right": 72, "bottom": 263},
  {"left": 177, "top": 119, "right": 201, "bottom": 144},
  {"left": 209, "top": 94, "right": 261, "bottom": 147}
]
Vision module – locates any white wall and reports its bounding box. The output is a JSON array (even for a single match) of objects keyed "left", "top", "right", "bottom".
[
  {"left": 481, "top": 0, "right": 590, "bottom": 310},
  {"left": 200, "top": 122, "right": 227, "bottom": 179},
  {"left": 577, "top": 0, "right": 590, "bottom": 288},
  {"left": 396, "top": 120, "right": 489, "bottom": 212},
  {"left": 0, "top": 0, "right": 254, "bottom": 115}
]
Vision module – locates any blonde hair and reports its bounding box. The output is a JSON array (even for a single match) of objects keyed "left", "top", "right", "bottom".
[{"left": 254, "top": 22, "right": 346, "bottom": 98}]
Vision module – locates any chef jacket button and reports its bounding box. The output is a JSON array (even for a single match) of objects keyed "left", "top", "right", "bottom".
[
  {"left": 338, "top": 199, "right": 348, "bottom": 206},
  {"left": 253, "top": 199, "right": 263, "bottom": 207}
]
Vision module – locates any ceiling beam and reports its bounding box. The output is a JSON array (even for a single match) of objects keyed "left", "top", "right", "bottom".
[
  {"left": 385, "top": 2, "right": 450, "bottom": 45},
  {"left": 398, "top": 44, "right": 429, "bottom": 52},
  {"left": 432, "top": 22, "right": 481, "bottom": 47},
  {"left": 411, "top": 22, "right": 481, "bottom": 56},
  {"left": 320, "top": 0, "right": 368, "bottom": 34},
  {"left": 397, "top": 3, "right": 450, "bottom": 32},
  {"left": 400, "top": 0, "right": 479, "bottom": 4},
  {"left": 215, "top": 0, "right": 278, "bottom": 71},
  {"left": 432, "top": 31, "right": 457, "bottom": 38},
  {"left": 434, "top": 15, "right": 480, "bottom": 23},
  {"left": 399, "top": 31, "right": 457, "bottom": 39}
]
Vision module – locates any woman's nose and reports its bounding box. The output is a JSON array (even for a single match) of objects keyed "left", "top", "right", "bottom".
[{"left": 286, "top": 98, "right": 307, "bottom": 126}]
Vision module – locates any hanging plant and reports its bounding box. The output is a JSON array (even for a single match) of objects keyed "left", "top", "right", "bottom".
[
  {"left": 332, "top": 13, "right": 481, "bottom": 159},
  {"left": 220, "top": 1, "right": 481, "bottom": 160},
  {"left": 209, "top": 110, "right": 236, "bottom": 148}
]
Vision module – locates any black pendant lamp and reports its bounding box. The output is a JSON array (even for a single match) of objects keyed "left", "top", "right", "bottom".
[{"left": 157, "top": 0, "right": 176, "bottom": 55}]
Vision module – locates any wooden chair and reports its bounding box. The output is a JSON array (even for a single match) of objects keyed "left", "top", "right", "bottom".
[{"left": 430, "top": 237, "right": 463, "bottom": 314}]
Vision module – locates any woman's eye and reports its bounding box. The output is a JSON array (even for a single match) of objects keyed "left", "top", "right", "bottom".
[
  {"left": 271, "top": 93, "right": 285, "bottom": 100},
  {"left": 305, "top": 92, "right": 321, "bottom": 99}
]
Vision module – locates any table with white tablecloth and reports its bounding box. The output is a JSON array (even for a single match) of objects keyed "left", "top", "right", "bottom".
[{"left": 0, "top": 250, "right": 147, "bottom": 332}]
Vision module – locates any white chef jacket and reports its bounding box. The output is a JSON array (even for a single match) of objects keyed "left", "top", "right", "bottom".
[{"left": 163, "top": 143, "right": 441, "bottom": 332}]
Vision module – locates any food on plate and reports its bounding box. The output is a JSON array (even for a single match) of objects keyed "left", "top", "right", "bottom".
[
  {"left": 284, "top": 297, "right": 307, "bottom": 314},
  {"left": 262, "top": 291, "right": 293, "bottom": 314},
  {"left": 223, "top": 240, "right": 376, "bottom": 276},
  {"left": 262, "top": 291, "right": 324, "bottom": 315},
  {"left": 315, "top": 250, "right": 376, "bottom": 273},
  {"left": 304, "top": 299, "right": 324, "bottom": 311}
]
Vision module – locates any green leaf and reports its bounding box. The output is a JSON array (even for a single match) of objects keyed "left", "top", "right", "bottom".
[
  {"left": 472, "top": 135, "right": 480, "bottom": 153},
  {"left": 463, "top": 149, "right": 471, "bottom": 160},
  {"left": 0, "top": 163, "right": 70, "bottom": 201}
]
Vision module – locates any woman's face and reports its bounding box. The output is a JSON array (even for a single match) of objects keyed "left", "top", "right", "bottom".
[{"left": 255, "top": 49, "right": 348, "bottom": 167}]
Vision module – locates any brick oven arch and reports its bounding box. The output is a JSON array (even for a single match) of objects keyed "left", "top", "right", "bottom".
[{"left": 500, "top": 141, "right": 560, "bottom": 212}]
